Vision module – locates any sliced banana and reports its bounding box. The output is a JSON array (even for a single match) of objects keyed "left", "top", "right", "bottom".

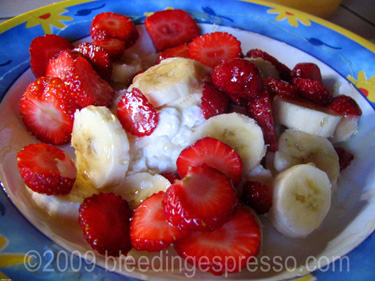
[
  {"left": 274, "top": 129, "right": 340, "bottom": 185},
  {"left": 268, "top": 164, "right": 332, "bottom": 238},
  {"left": 273, "top": 95, "right": 342, "bottom": 138},
  {"left": 72, "top": 106, "right": 130, "bottom": 189},
  {"left": 245, "top": 57, "right": 280, "bottom": 79},
  {"left": 189, "top": 113, "right": 266, "bottom": 174},
  {"left": 330, "top": 115, "right": 359, "bottom": 143},
  {"left": 109, "top": 172, "right": 171, "bottom": 209},
  {"left": 129, "top": 57, "right": 211, "bottom": 108}
]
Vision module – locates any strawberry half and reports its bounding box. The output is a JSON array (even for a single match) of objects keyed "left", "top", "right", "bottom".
[
  {"left": 17, "top": 143, "right": 76, "bottom": 195},
  {"left": 292, "top": 77, "right": 331, "bottom": 106},
  {"left": 90, "top": 12, "right": 139, "bottom": 49},
  {"left": 45, "top": 49, "right": 80, "bottom": 79},
  {"left": 117, "top": 88, "right": 158, "bottom": 136},
  {"left": 92, "top": 38, "right": 126, "bottom": 60},
  {"left": 264, "top": 77, "right": 299, "bottom": 100},
  {"left": 79, "top": 193, "right": 133, "bottom": 256},
  {"left": 19, "top": 77, "right": 77, "bottom": 145},
  {"left": 292, "top": 62, "right": 322, "bottom": 82},
  {"left": 130, "top": 191, "right": 188, "bottom": 252},
  {"left": 188, "top": 32, "right": 242, "bottom": 68},
  {"left": 201, "top": 81, "right": 230, "bottom": 119},
  {"left": 163, "top": 164, "right": 237, "bottom": 232},
  {"left": 161, "top": 172, "right": 180, "bottom": 184},
  {"left": 30, "top": 34, "right": 74, "bottom": 78},
  {"left": 174, "top": 206, "right": 261, "bottom": 276},
  {"left": 157, "top": 43, "right": 189, "bottom": 63},
  {"left": 242, "top": 181, "right": 272, "bottom": 214},
  {"left": 145, "top": 9, "right": 199, "bottom": 52},
  {"left": 326, "top": 95, "right": 362, "bottom": 116},
  {"left": 177, "top": 137, "right": 242, "bottom": 185}
]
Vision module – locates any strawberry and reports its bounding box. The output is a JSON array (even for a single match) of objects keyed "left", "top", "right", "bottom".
[
  {"left": 188, "top": 32, "right": 242, "bottom": 68},
  {"left": 246, "top": 90, "right": 277, "bottom": 152},
  {"left": 161, "top": 172, "right": 180, "bottom": 184},
  {"left": 246, "top": 49, "right": 291, "bottom": 81},
  {"left": 92, "top": 38, "right": 126, "bottom": 61},
  {"left": 17, "top": 143, "right": 76, "bottom": 195},
  {"left": 76, "top": 42, "right": 112, "bottom": 81},
  {"left": 90, "top": 12, "right": 139, "bottom": 49},
  {"left": 117, "top": 88, "right": 158, "bottom": 136},
  {"left": 292, "top": 62, "right": 322, "bottom": 82},
  {"left": 335, "top": 147, "right": 354, "bottom": 171},
  {"left": 177, "top": 137, "right": 243, "bottom": 185},
  {"left": 157, "top": 43, "right": 189, "bottom": 63},
  {"left": 242, "top": 181, "right": 272, "bottom": 214},
  {"left": 79, "top": 193, "right": 132, "bottom": 256},
  {"left": 145, "top": 9, "right": 199, "bottom": 52},
  {"left": 292, "top": 77, "right": 331, "bottom": 106},
  {"left": 264, "top": 77, "right": 299, "bottom": 100},
  {"left": 201, "top": 81, "right": 230, "bottom": 119},
  {"left": 19, "top": 77, "right": 76, "bottom": 145},
  {"left": 174, "top": 206, "right": 261, "bottom": 276},
  {"left": 326, "top": 95, "right": 362, "bottom": 116},
  {"left": 163, "top": 164, "right": 237, "bottom": 232},
  {"left": 130, "top": 191, "right": 188, "bottom": 252},
  {"left": 211, "top": 58, "right": 263, "bottom": 100},
  {"left": 45, "top": 49, "right": 80, "bottom": 79},
  {"left": 29, "top": 34, "right": 74, "bottom": 78}
]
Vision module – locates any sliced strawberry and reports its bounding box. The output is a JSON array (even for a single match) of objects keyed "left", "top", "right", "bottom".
[
  {"left": 326, "top": 95, "right": 362, "bottom": 116},
  {"left": 246, "top": 89, "right": 277, "bottom": 152},
  {"left": 92, "top": 38, "right": 126, "bottom": 60},
  {"left": 174, "top": 206, "right": 261, "bottom": 276},
  {"left": 76, "top": 42, "right": 112, "bottom": 81},
  {"left": 161, "top": 172, "right": 180, "bottom": 184},
  {"left": 201, "top": 81, "right": 230, "bottom": 119},
  {"left": 157, "top": 43, "right": 189, "bottom": 63},
  {"left": 30, "top": 34, "right": 74, "bottom": 78},
  {"left": 145, "top": 9, "right": 199, "bottom": 52},
  {"left": 90, "top": 12, "right": 139, "bottom": 49},
  {"left": 19, "top": 77, "right": 77, "bottom": 145},
  {"left": 264, "top": 77, "right": 299, "bottom": 100},
  {"left": 177, "top": 137, "right": 242, "bottom": 185},
  {"left": 188, "top": 32, "right": 242, "bottom": 68},
  {"left": 211, "top": 58, "right": 263, "bottom": 100},
  {"left": 130, "top": 191, "right": 188, "bottom": 252},
  {"left": 292, "top": 77, "right": 331, "bottom": 106},
  {"left": 247, "top": 49, "right": 291, "bottom": 81},
  {"left": 242, "top": 181, "right": 272, "bottom": 214},
  {"left": 17, "top": 143, "right": 76, "bottom": 195},
  {"left": 335, "top": 147, "right": 354, "bottom": 171},
  {"left": 79, "top": 193, "right": 132, "bottom": 256},
  {"left": 163, "top": 164, "right": 237, "bottom": 232},
  {"left": 117, "top": 88, "right": 158, "bottom": 136},
  {"left": 45, "top": 49, "right": 80, "bottom": 79},
  {"left": 292, "top": 62, "right": 322, "bottom": 82}
]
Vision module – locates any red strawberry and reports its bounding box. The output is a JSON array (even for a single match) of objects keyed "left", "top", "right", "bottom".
[
  {"left": 335, "top": 147, "right": 354, "bottom": 171},
  {"left": 247, "top": 49, "right": 291, "bottom": 81},
  {"left": 145, "top": 9, "right": 199, "bottom": 52},
  {"left": 79, "top": 193, "right": 132, "bottom": 256},
  {"left": 163, "top": 164, "right": 237, "bottom": 232},
  {"left": 130, "top": 191, "right": 188, "bottom": 252},
  {"left": 117, "top": 88, "right": 158, "bottom": 136},
  {"left": 264, "top": 77, "right": 299, "bottom": 100},
  {"left": 157, "top": 43, "right": 189, "bottom": 63},
  {"left": 45, "top": 49, "right": 80, "bottom": 79},
  {"left": 246, "top": 89, "right": 277, "bottom": 152},
  {"left": 326, "top": 95, "right": 362, "bottom": 116},
  {"left": 90, "top": 12, "right": 139, "bottom": 49},
  {"left": 92, "top": 38, "right": 126, "bottom": 60},
  {"left": 188, "top": 32, "right": 242, "bottom": 68},
  {"left": 211, "top": 58, "right": 263, "bottom": 100},
  {"left": 19, "top": 77, "right": 76, "bottom": 145},
  {"left": 174, "top": 206, "right": 261, "bottom": 276},
  {"left": 292, "top": 62, "right": 322, "bottom": 82},
  {"left": 201, "top": 81, "right": 230, "bottom": 119},
  {"left": 161, "top": 172, "right": 180, "bottom": 184},
  {"left": 17, "top": 143, "right": 76, "bottom": 195},
  {"left": 242, "top": 181, "right": 272, "bottom": 214},
  {"left": 177, "top": 137, "right": 242, "bottom": 185},
  {"left": 292, "top": 77, "right": 331, "bottom": 106},
  {"left": 30, "top": 34, "right": 74, "bottom": 78}
]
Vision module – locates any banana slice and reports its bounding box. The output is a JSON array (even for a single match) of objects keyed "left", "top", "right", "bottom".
[
  {"left": 273, "top": 95, "right": 342, "bottom": 138},
  {"left": 274, "top": 129, "right": 340, "bottom": 185},
  {"left": 268, "top": 164, "right": 332, "bottom": 238},
  {"left": 330, "top": 115, "right": 359, "bottom": 143},
  {"left": 72, "top": 106, "right": 130, "bottom": 189},
  {"left": 244, "top": 57, "right": 280, "bottom": 79},
  {"left": 129, "top": 57, "right": 211, "bottom": 108},
  {"left": 109, "top": 172, "right": 171, "bottom": 208},
  {"left": 189, "top": 113, "right": 266, "bottom": 174}
]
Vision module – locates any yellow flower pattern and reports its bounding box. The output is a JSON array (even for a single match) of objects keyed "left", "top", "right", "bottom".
[
  {"left": 347, "top": 71, "right": 375, "bottom": 103},
  {"left": 268, "top": 7, "right": 311, "bottom": 27},
  {"left": 0, "top": 234, "right": 30, "bottom": 276},
  {"left": 25, "top": 8, "right": 73, "bottom": 34}
]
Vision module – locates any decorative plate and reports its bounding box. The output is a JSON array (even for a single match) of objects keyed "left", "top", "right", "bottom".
[{"left": 0, "top": 0, "right": 374, "bottom": 280}]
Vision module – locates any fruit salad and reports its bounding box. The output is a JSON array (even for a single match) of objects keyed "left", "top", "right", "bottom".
[{"left": 14, "top": 8, "right": 362, "bottom": 277}]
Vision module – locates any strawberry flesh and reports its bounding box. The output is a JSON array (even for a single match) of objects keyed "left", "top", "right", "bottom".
[
  {"left": 92, "top": 38, "right": 126, "bottom": 61},
  {"left": 17, "top": 143, "right": 76, "bottom": 195},
  {"left": 157, "top": 43, "right": 189, "bottom": 63},
  {"left": 264, "top": 77, "right": 299, "bottom": 100},
  {"left": 45, "top": 49, "right": 80, "bottom": 79},
  {"left": 335, "top": 147, "right": 354, "bottom": 171},
  {"left": 242, "top": 181, "right": 272, "bottom": 214},
  {"left": 201, "top": 81, "right": 230, "bottom": 119},
  {"left": 161, "top": 172, "right": 180, "bottom": 184},
  {"left": 292, "top": 77, "right": 331, "bottom": 106},
  {"left": 292, "top": 62, "right": 322, "bottom": 82},
  {"left": 326, "top": 95, "right": 362, "bottom": 116}
]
